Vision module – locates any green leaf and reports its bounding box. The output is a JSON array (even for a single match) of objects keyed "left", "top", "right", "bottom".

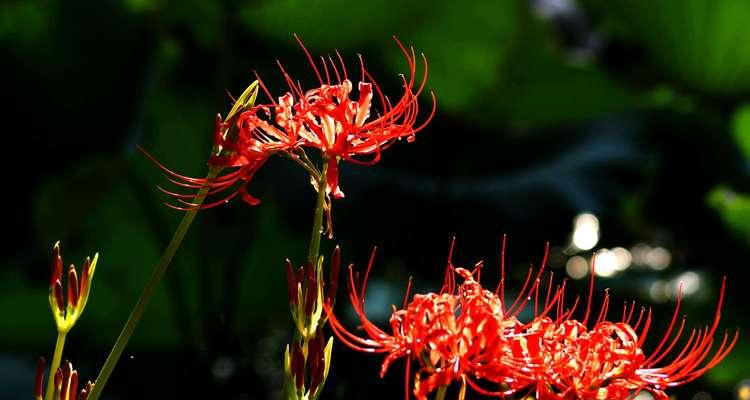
[
  {"left": 0, "top": 0, "right": 53, "bottom": 46},
  {"left": 708, "top": 186, "right": 750, "bottom": 244},
  {"left": 732, "top": 104, "right": 750, "bottom": 163},
  {"left": 235, "top": 202, "right": 306, "bottom": 325},
  {"left": 242, "top": 0, "right": 417, "bottom": 50},
  {"left": 596, "top": 0, "right": 750, "bottom": 93}
]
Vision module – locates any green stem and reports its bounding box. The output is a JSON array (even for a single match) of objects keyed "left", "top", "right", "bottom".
[
  {"left": 307, "top": 159, "right": 329, "bottom": 264},
  {"left": 283, "top": 159, "right": 329, "bottom": 400},
  {"left": 435, "top": 385, "right": 447, "bottom": 400},
  {"left": 44, "top": 332, "right": 66, "bottom": 400},
  {"left": 87, "top": 166, "right": 221, "bottom": 400}
]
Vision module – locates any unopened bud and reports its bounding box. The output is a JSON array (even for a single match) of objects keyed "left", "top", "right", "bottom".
[
  {"left": 54, "top": 280, "right": 65, "bottom": 314},
  {"left": 291, "top": 343, "right": 305, "bottom": 391},
  {"left": 34, "top": 357, "right": 45, "bottom": 400},
  {"left": 50, "top": 243, "right": 62, "bottom": 290},
  {"left": 285, "top": 259, "right": 298, "bottom": 306},
  {"left": 326, "top": 246, "right": 341, "bottom": 305},
  {"left": 67, "top": 266, "right": 79, "bottom": 310}
]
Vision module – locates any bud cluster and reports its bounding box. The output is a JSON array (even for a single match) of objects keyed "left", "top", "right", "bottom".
[
  {"left": 282, "top": 247, "right": 340, "bottom": 400},
  {"left": 48, "top": 242, "right": 99, "bottom": 333},
  {"left": 35, "top": 357, "right": 93, "bottom": 400}
]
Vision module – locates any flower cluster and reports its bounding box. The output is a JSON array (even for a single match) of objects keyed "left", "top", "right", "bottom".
[
  {"left": 48, "top": 241, "right": 99, "bottom": 333},
  {"left": 326, "top": 239, "right": 738, "bottom": 400},
  {"left": 150, "top": 35, "right": 435, "bottom": 210}
]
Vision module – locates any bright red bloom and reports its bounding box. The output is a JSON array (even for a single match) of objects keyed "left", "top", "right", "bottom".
[
  {"left": 260, "top": 34, "right": 435, "bottom": 198},
  {"left": 530, "top": 275, "right": 739, "bottom": 400},
  {"left": 325, "top": 240, "right": 556, "bottom": 400},
  {"left": 326, "top": 239, "right": 737, "bottom": 400},
  {"left": 146, "top": 35, "right": 434, "bottom": 209}
]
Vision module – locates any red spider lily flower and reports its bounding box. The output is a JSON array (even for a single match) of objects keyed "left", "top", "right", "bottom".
[
  {"left": 35, "top": 358, "right": 93, "bottom": 400},
  {"left": 325, "top": 240, "right": 556, "bottom": 400},
  {"left": 326, "top": 239, "right": 737, "bottom": 400},
  {"left": 48, "top": 242, "right": 99, "bottom": 333},
  {"left": 147, "top": 36, "right": 434, "bottom": 210},
  {"left": 256, "top": 34, "right": 436, "bottom": 198},
  {"left": 530, "top": 274, "right": 739, "bottom": 400},
  {"left": 140, "top": 111, "right": 280, "bottom": 210}
]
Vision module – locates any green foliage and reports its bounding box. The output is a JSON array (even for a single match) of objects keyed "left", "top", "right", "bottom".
[
  {"left": 732, "top": 104, "right": 750, "bottom": 163},
  {"left": 595, "top": 0, "right": 750, "bottom": 93},
  {"left": 0, "top": 0, "right": 53, "bottom": 46},
  {"left": 243, "top": 0, "right": 416, "bottom": 50},
  {"left": 708, "top": 186, "right": 750, "bottom": 244},
  {"left": 242, "top": 0, "right": 632, "bottom": 127}
]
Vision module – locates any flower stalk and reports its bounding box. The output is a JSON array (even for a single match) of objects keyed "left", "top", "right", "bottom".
[
  {"left": 42, "top": 242, "right": 99, "bottom": 400},
  {"left": 307, "top": 158, "right": 329, "bottom": 264},
  {"left": 44, "top": 333, "right": 66, "bottom": 400},
  {"left": 283, "top": 161, "right": 335, "bottom": 400},
  {"left": 86, "top": 171, "right": 217, "bottom": 400},
  {"left": 87, "top": 82, "right": 260, "bottom": 400}
]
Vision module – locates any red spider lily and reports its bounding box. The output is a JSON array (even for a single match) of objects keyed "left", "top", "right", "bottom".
[
  {"left": 35, "top": 358, "right": 93, "bottom": 400},
  {"left": 530, "top": 277, "right": 739, "bottom": 400},
  {"left": 324, "top": 240, "right": 557, "bottom": 400},
  {"left": 146, "top": 35, "right": 434, "bottom": 210},
  {"left": 255, "top": 34, "right": 436, "bottom": 199},
  {"left": 326, "top": 239, "right": 737, "bottom": 400},
  {"left": 140, "top": 112, "right": 278, "bottom": 210}
]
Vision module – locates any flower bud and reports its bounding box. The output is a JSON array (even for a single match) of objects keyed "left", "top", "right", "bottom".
[
  {"left": 67, "top": 266, "right": 79, "bottom": 311},
  {"left": 285, "top": 259, "right": 298, "bottom": 306},
  {"left": 45, "top": 242, "right": 99, "bottom": 333},
  {"left": 304, "top": 261, "right": 317, "bottom": 318},
  {"left": 34, "top": 357, "right": 45, "bottom": 400},
  {"left": 325, "top": 246, "right": 340, "bottom": 306},
  {"left": 291, "top": 343, "right": 305, "bottom": 391},
  {"left": 50, "top": 243, "right": 62, "bottom": 291}
]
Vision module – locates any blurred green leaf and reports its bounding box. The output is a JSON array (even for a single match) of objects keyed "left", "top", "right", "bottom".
[
  {"left": 235, "top": 202, "right": 305, "bottom": 326},
  {"left": 120, "top": 0, "right": 162, "bottom": 14},
  {"left": 706, "top": 340, "right": 750, "bottom": 386},
  {"left": 708, "top": 186, "right": 750, "bottom": 244},
  {"left": 495, "top": 42, "right": 633, "bottom": 128},
  {"left": 732, "top": 104, "right": 750, "bottom": 163},
  {"left": 597, "top": 0, "right": 750, "bottom": 93},
  {"left": 243, "top": 0, "right": 416, "bottom": 50},
  {"left": 0, "top": 1, "right": 53, "bottom": 46},
  {"left": 395, "top": 1, "right": 523, "bottom": 112},
  {"left": 242, "top": 0, "right": 631, "bottom": 127},
  {"left": 0, "top": 270, "right": 50, "bottom": 346}
]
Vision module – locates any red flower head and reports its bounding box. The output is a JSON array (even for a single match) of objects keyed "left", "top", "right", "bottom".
[
  {"left": 325, "top": 239, "right": 557, "bottom": 400},
  {"left": 145, "top": 35, "right": 434, "bottom": 210},
  {"left": 326, "top": 239, "right": 738, "bottom": 400},
  {"left": 532, "top": 274, "right": 739, "bottom": 400},
  {"left": 262, "top": 34, "right": 435, "bottom": 198}
]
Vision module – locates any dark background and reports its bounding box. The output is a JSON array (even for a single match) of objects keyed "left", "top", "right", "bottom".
[{"left": 2, "top": 0, "right": 749, "bottom": 399}]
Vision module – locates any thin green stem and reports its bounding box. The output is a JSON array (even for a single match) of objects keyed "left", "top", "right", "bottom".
[
  {"left": 44, "top": 332, "right": 66, "bottom": 400},
  {"left": 87, "top": 166, "right": 221, "bottom": 400},
  {"left": 283, "top": 158, "right": 330, "bottom": 400},
  {"left": 435, "top": 385, "right": 448, "bottom": 400},
  {"left": 307, "top": 159, "right": 329, "bottom": 264}
]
